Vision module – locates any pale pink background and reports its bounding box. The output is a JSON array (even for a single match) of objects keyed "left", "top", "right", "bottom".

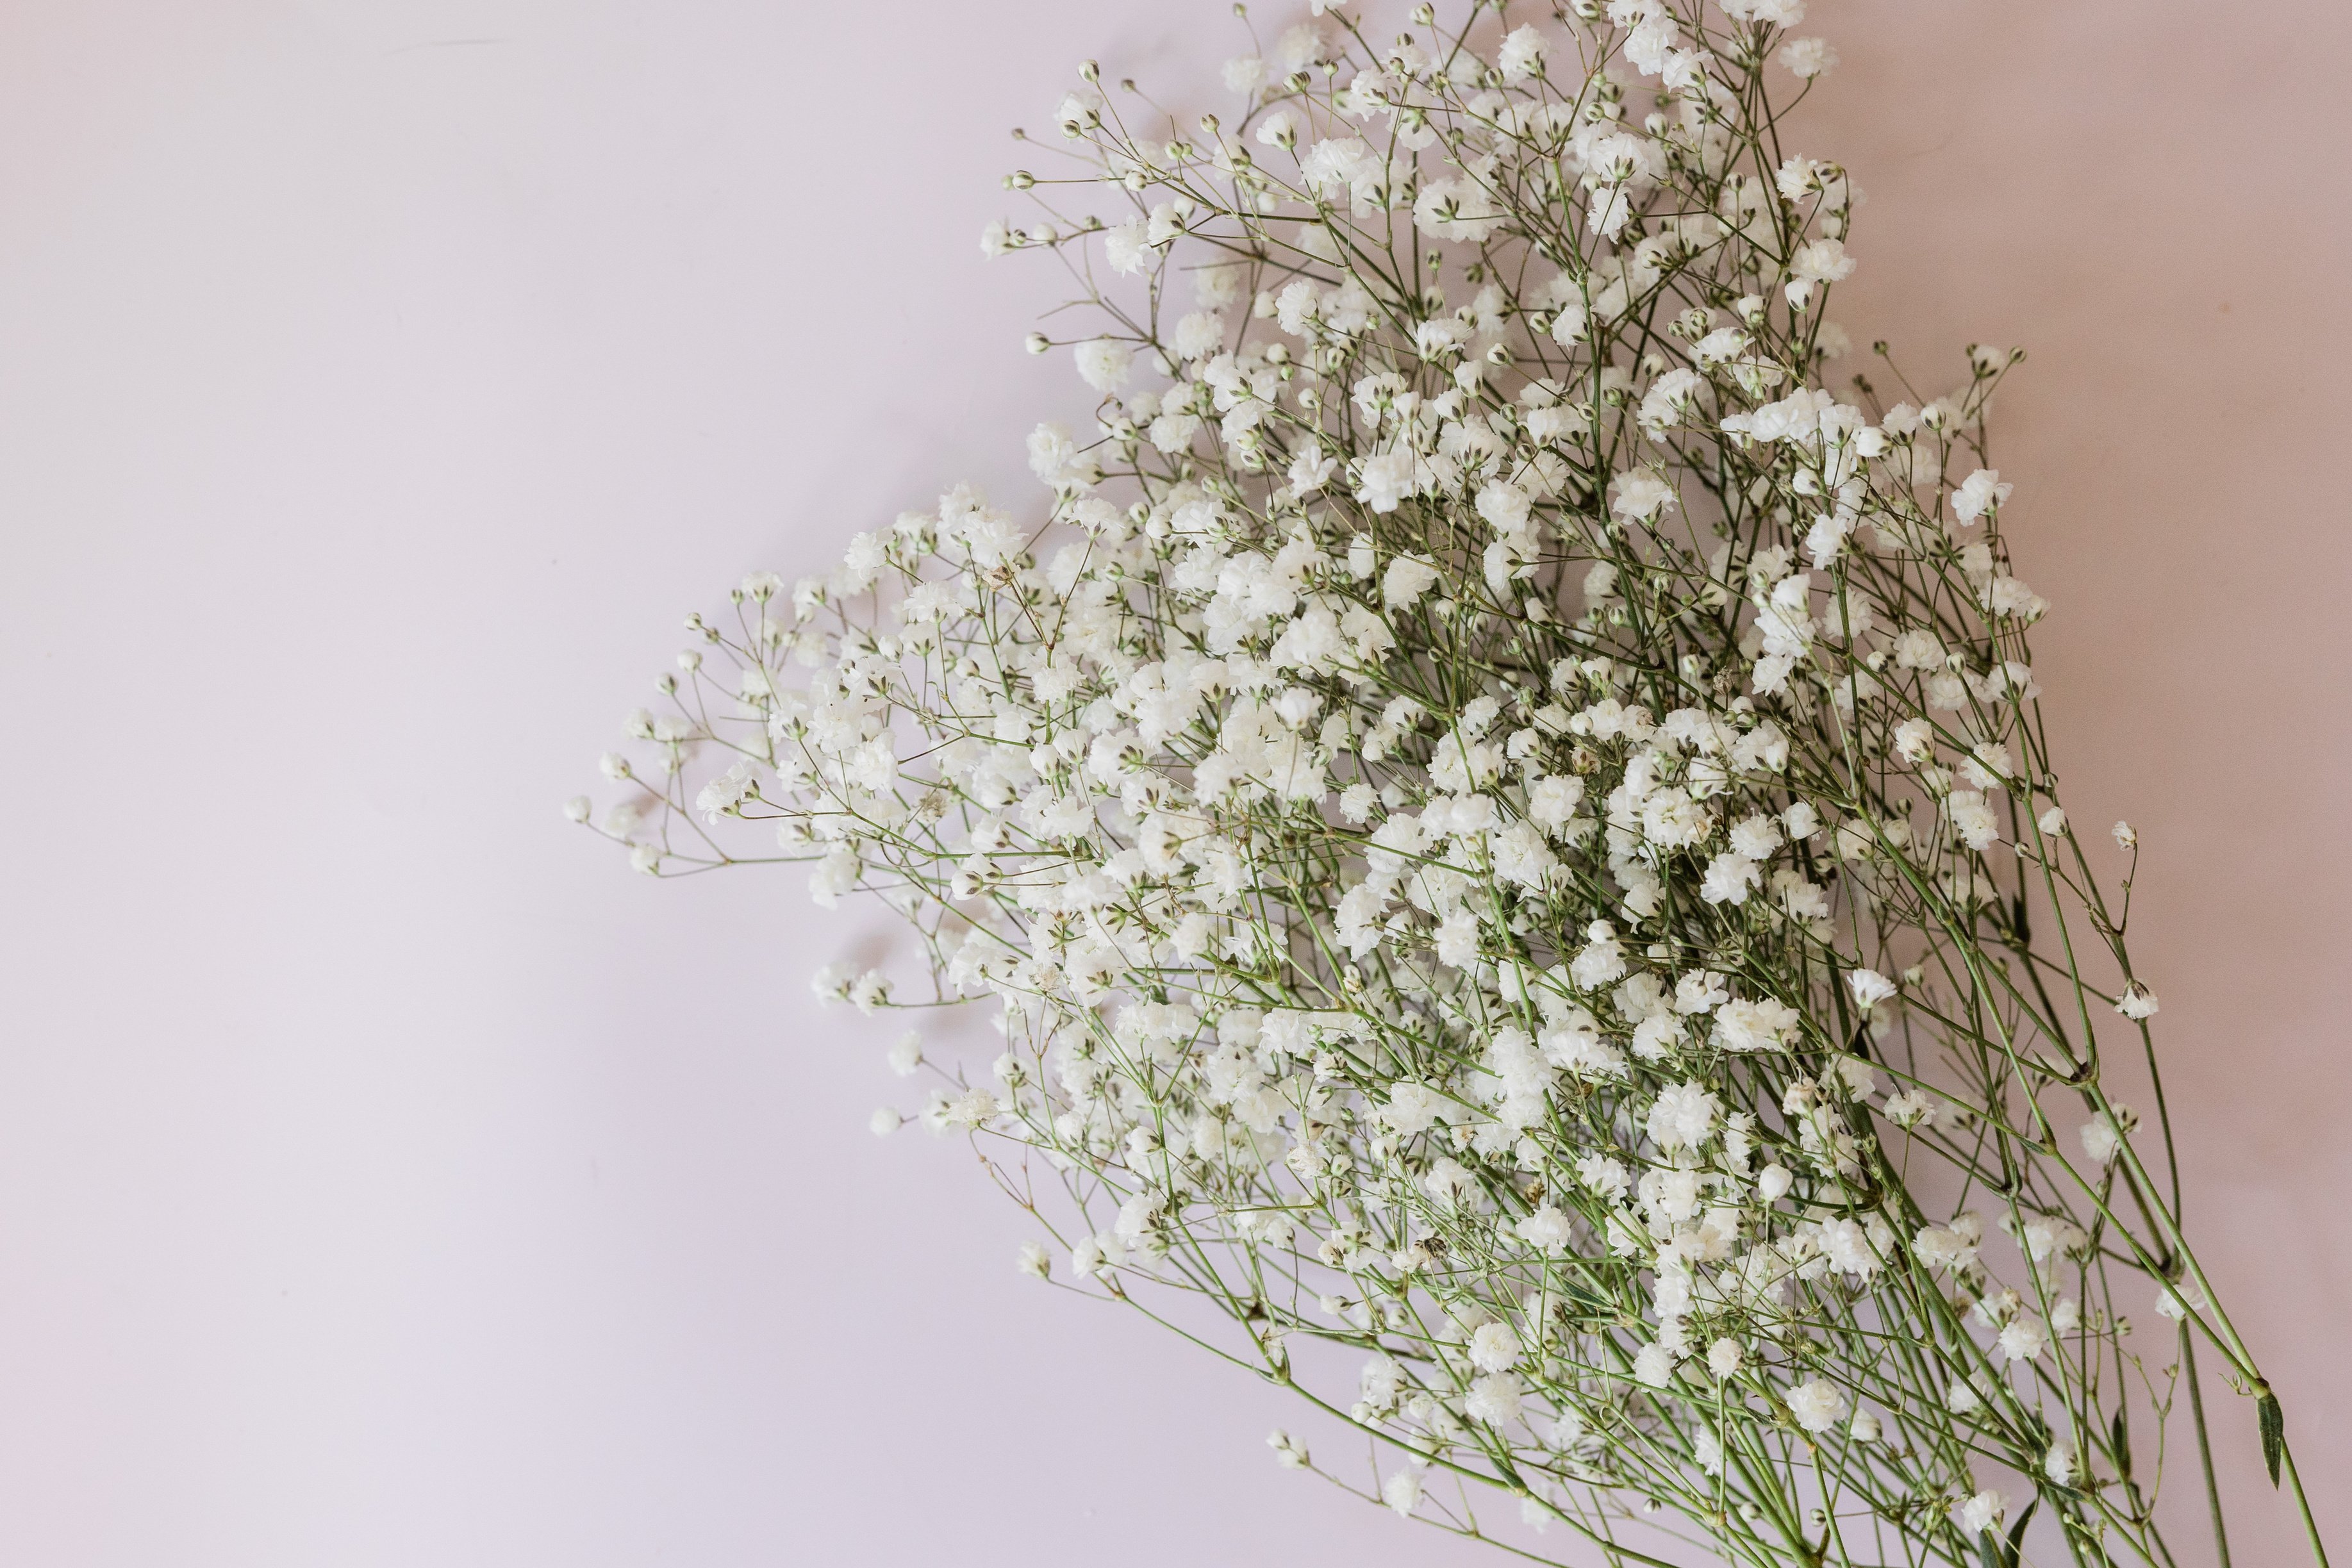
[{"left": 1, "top": 2, "right": 2344, "bottom": 1564}]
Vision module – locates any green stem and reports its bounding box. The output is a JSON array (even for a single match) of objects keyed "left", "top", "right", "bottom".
[
  {"left": 2280, "top": 1437, "right": 2331, "bottom": 1568},
  {"left": 2179, "top": 1325, "right": 2231, "bottom": 1568}
]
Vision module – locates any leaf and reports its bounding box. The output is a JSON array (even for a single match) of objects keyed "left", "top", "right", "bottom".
[
  {"left": 1971, "top": 1495, "right": 2038, "bottom": 1568},
  {"left": 2004, "top": 1497, "right": 2040, "bottom": 1566},
  {"left": 2110, "top": 1407, "right": 2133, "bottom": 1480},
  {"left": 2258, "top": 1391, "right": 2284, "bottom": 1487}
]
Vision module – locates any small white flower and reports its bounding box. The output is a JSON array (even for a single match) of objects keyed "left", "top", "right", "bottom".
[
  {"left": 2079, "top": 1105, "right": 2135, "bottom": 1165},
  {"left": 1953, "top": 1490, "right": 2007, "bottom": 1538},
  {"left": 1266, "top": 1428, "right": 1310, "bottom": 1469},
  {"left": 1073, "top": 338, "right": 1132, "bottom": 393},
  {"left": 1609, "top": 467, "right": 1678, "bottom": 522},
  {"left": 1996, "top": 1316, "right": 2048, "bottom": 1364},
  {"left": 1787, "top": 1378, "right": 1848, "bottom": 1434},
  {"left": 1848, "top": 968, "right": 1897, "bottom": 1009},
  {"left": 849, "top": 969, "right": 892, "bottom": 1014},
  {"left": 1468, "top": 1321, "right": 1521, "bottom": 1373},
  {"left": 1102, "top": 220, "right": 1148, "bottom": 274},
  {"left": 1497, "top": 24, "right": 1547, "bottom": 82},
  {"left": 1466, "top": 1371, "right": 1524, "bottom": 1424},
  {"left": 1790, "top": 237, "right": 1856, "bottom": 286},
  {"left": 1947, "top": 790, "right": 2000, "bottom": 851},
  {"left": 1777, "top": 36, "right": 1837, "bottom": 78},
  {"left": 886, "top": 1031, "right": 923, "bottom": 1077},
  {"left": 1646, "top": 1081, "right": 1721, "bottom": 1151},
  {"left": 1222, "top": 55, "right": 1268, "bottom": 94},
  {"left": 2044, "top": 1438, "right": 2079, "bottom": 1485},
  {"left": 1950, "top": 467, "right": 2014, "bottom": 524},
  {"left": 1516, "top": 1205, "right": 1573, "bottom": 1253},
  {"left": 1382, "top": 554, "right": 1441, "bottom": 609},
  {"left": 2156, "top": 1278, "right": 2210, "bottom": 1321},
  {"left": 1172, "top": 309, "right": 1227, "bottom": 360}
]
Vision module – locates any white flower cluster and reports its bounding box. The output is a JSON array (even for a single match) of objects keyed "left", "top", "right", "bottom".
[{"left": 577, "top": 4, "right": 2308, "bottom": 1565}]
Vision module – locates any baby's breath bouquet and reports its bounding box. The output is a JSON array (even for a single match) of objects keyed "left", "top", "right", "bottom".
[{"left": 572, "top": 3, "right": 2329, "bottom": 1564}]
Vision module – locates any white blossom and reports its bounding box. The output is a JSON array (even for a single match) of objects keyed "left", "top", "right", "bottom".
[
  {"left": 1787, "top": 1378, "right": 1848, "bottom": 1433},
  {"left": 1951, "top": 467, "right": 2013, "bottom": 524},
  {"left": 2080, "top": 1105, "right": 2136, "bottom": 1166},
  {"left": 1074, "top": 338, "right": 1132, "bottom": 392},
  {"left": 1953, "top": 1490, "right": 2007, "bottom": 1538},
  {"left": 1778, "top": 37, "right": 1837, "bottom": 78}
]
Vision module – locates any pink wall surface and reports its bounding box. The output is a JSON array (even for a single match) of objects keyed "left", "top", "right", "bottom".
[{"left": 0, "top": 3, "right": 2344, "bottom": 1565}]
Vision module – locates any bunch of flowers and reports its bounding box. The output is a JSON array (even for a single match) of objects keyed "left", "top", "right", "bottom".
[{"left": 573, "top": 3, "right": 2327, "bottom": 1564}]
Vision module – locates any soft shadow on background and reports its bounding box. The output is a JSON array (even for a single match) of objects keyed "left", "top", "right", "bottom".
[{"left": 1, "top": 3, "right": 2344, "bottom": 1565}]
